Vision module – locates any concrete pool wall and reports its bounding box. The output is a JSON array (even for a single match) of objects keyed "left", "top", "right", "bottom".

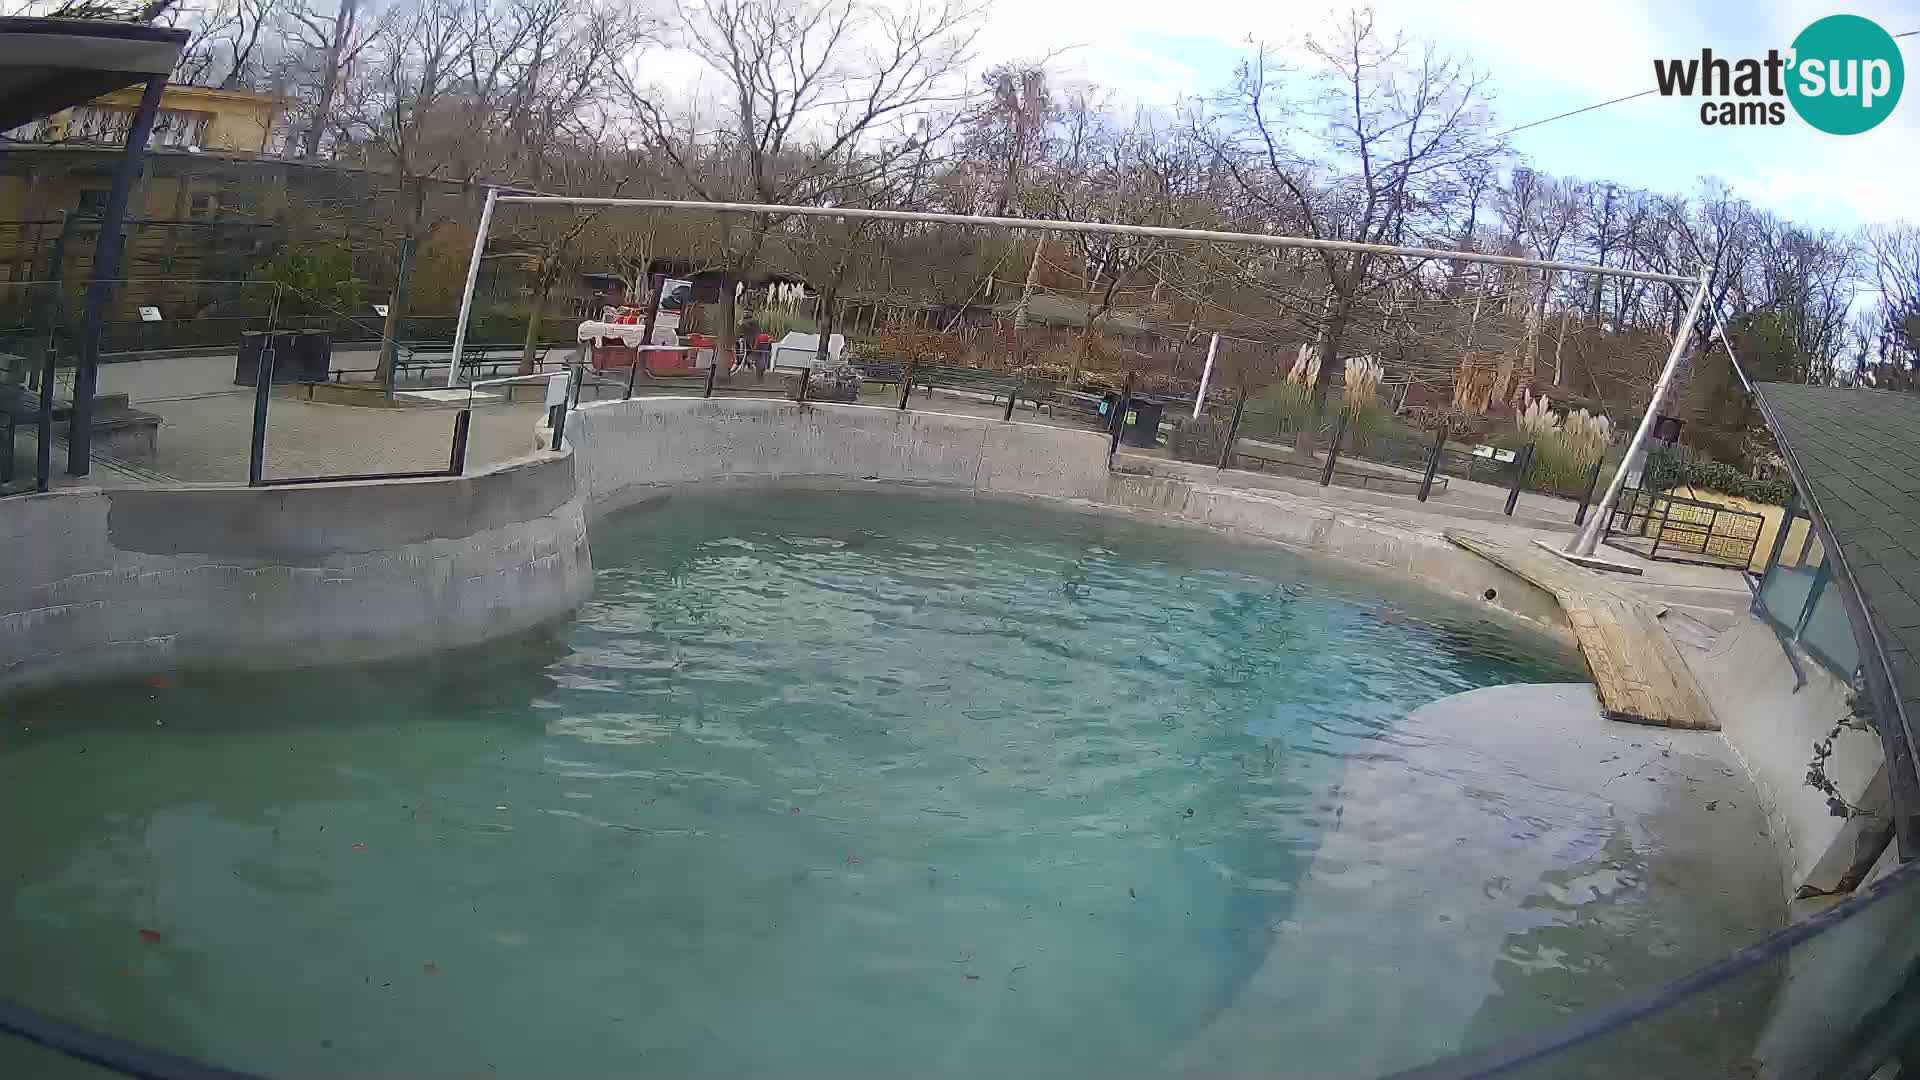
[
  {"left": 564, "top": 395, "right": 1113, "bottom": 513},
  {"left": 0, "top": 450, "right": 590, "bottom": 696},
  {"left": 0, "top": 396, "right": 1570, "bottom": 696},
  {"left": 561, "top": 395, "right": 1571, "bottom": 643}
]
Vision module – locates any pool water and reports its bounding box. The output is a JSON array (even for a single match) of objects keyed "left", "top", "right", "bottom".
[{"left": 1, "top": 489, "right": 1763, "bottom": 1079}]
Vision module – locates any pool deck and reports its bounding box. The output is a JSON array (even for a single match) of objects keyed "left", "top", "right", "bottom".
[{"left": 1448, "top": 533, "right": 1720, "bottom": 731}]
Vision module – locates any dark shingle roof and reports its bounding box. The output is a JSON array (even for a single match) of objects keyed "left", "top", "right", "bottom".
[{"left": 1755, "top": 384, "right": 1920, "bottom": 722}]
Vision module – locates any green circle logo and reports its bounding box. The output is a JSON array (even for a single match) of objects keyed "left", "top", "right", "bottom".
[{"left": 1787, "top": 15, "right": 1904, "bottom": 134}]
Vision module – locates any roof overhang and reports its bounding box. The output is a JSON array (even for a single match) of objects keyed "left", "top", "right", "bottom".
[{"left": 0, "top": 17, "right": 188, "bottom": 133}]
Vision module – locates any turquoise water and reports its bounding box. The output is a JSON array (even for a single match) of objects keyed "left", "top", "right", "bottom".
[{"left": 1, "top": 490, "right": 1628, "bottom": 1078}]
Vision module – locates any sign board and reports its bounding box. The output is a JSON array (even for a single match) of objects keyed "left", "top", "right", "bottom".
[
  {"left": 1470, "top": 445, "right": 1518, "bottom": 463},
  {"left": 544, "top": 371, "right": 571, "bottom": 409},
  {"left": 137, "top": 306, "right": 162, "bottom": 322},
  {"left": 372, "top": 304, "right": 390, "bottom": 317},
  {"left": 659, "top": 278, "right": 694, "bottom": 309}
]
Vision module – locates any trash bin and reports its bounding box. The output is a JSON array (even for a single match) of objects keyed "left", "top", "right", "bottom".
[
  {"left": 236, "top": 331, "right": 331, "bottom": 385},
  {"left": 1122, "top": 395, "right": 1165, "bottom": 447},
  {"left": 291, "top": 330, "right": 332, "bottom": 382}
]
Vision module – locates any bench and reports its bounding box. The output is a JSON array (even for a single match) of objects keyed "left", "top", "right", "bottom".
[{"left": 330, "top": 343, "right": 572, "bottom": 385}]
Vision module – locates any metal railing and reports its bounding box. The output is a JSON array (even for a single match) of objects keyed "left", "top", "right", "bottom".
[{"left": 1603, "top": 488, "right": 1766, "bottom": 570}]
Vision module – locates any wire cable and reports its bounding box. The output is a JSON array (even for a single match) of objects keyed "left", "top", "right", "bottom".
[{"left": 1496, "top": 89, "right": 1659, "bottom": 138}]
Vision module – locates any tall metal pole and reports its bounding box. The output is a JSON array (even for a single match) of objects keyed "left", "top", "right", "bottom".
[
  {"left": 1193, "top": 332, "right": 1220, "bottom": 418},
  {"left": 70, "top": 75, "right": 166, "bottom": 476},
  {"left": 1567, "top": 268, "right": 1711, "bottom": 557},
  {"left": 445, "top": 186, "right": 498, "bottom": 388}
]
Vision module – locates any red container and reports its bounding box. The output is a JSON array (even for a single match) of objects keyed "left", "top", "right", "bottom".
[{"left": 590, "top": 342, "right": 636, "bottom": 371}]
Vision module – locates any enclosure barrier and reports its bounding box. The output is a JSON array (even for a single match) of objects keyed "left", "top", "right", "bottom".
[{"left": 1604, "top": 487, "right": 1766, "bottom": 570}]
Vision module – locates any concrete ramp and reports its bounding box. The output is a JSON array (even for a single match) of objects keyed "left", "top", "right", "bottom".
[{"left": 1447, "top": 533, "right": 1719, "bottom": 730}]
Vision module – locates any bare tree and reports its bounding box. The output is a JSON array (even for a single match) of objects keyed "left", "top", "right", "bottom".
[
  {"left": 169, "top": 0, "right": 284, "bottom": 88},
  {"left": 617, "top": 0, "right": 984, "bottom": 365},
  {"left": 1204, "top": 10, "right": 1502, "bottom": 454},
  {"left": 287, "top": 0, "right": 393, "bottom": 158},
  {"left": 1861, "top": 223, "right": 1920, "bottom": 385}
]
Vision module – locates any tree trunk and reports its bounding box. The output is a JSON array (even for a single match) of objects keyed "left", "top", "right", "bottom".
[
  {"left": 520, "top": 273, "right": 553, "bottom": 375},
  {"left": 1296, "top": 291, "right": 1351, "bottom": 463},
  {"left": 1013, "top": 237, "right": 1044, "bottom": 332},
  {"left": 375, "top": 232, "right": 414, "bottom": 387},
  {"left": 375, "top": 172, "right": 423, "bottom": 387},
  {"left": 814, "top": 290, "right": 837, "bottom": 366},
  {"left": 302, "top": 0, "right": 354, "bottom": 159},
  {"left": 715, "top": 273, "right": 738, "bottom": 373}
]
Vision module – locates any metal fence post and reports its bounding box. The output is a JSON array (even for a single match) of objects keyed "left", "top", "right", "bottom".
[
  {"left": 1649, "top": 493, "right": 1675, "bottom": 560},
  {"left": 1108, "top": 371, "right": 1136, "bottom": 458},
  {"left": 795, "top": 366, "right": 811, "bottom": 404},
  {"left": 448, "top": 409, "right": 471, "bottom": 475},
  {"left": 703, "top": 361, "right": 718, "bottom": 398},
  {"left": 1573, "top": 457, "right": 1605, "bottom": 526},
  {"left": 71, "top": 74, "right": 166, "bottom": 478},
  {"left": 247, "top": 345, "right": 274, "bottom": 486},
  {"left": 1002, "top": 379, "right": 1019, "bottom": 422},
  {"left": 34, "top": 349, "right": 55, "bottom": 493},
  {"left": 1505, "top": 442, "right": 1535, "bottom": 516},
  {"left": 1319, "top": 409, "right": 1349, "bottom": 487},
  {"left": 1216, "top": 396, "right": 1246, "bottom": 470},
  {"left": 898, "top": 366, "right": 914, "bottom": 410},
  {"left": 1417, "top": 424, "right": 1447, "bottom": 502},
  {"left": 628, "top": 272, "right": 665, "bottom": 402}
]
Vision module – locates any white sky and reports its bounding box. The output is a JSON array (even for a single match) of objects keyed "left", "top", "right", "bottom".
[{"left": 969, "top": 0, "right": 1920, "bottom": 232}]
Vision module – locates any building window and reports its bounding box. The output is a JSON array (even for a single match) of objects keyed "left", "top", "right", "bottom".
[
  {"left": 77, "top": 190, "right": 110, "bottom": 214},
  {"left": 190, "top": 193, "right": 215, "bottom": 219},
  {"left": 1756, "top": 493, "right": 1862, "bottom": 678}
]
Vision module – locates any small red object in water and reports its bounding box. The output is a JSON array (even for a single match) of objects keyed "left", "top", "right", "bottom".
[
  {"left": 352, "top": 843, "right": 367, "bottom": 851},
  {"left": 144, "top": 674, "right": 172, "bottom": 690},
  {"left": 137, "top": 929, "right": 162, "bottom": 943},
  {"left": 845, "top": 853, "right": 859, "bottom": 865}
]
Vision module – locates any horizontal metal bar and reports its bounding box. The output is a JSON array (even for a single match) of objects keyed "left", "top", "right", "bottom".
[
  {"left": 254, "top": 468, "right": 455, "bottom": 486},
  {"left": 470, "top": 372, "right": 564, "bottom": 390},
  {"left": 494, "top": 196, "right": 1698, "bottom": 285}
]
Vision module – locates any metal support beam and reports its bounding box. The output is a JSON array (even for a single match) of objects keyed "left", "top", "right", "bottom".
[
  {"left": 1567, "top": 268, "right": 1712, "bottom": 556},
  {"left": 70, "top": 74, "right": 165, "bottom": 476},
  {"left": 445, "top": 186, "right": 498, "bottom": 388},
  {"left": 493, "top": 196, "right": 1697, "bottom": 286},
  {"left": 1193, "top": 332, "right": 1219, "bottom": 417}
]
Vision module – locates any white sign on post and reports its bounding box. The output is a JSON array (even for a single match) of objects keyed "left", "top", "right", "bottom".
[
  {"left": 1470, "top": 445, "right": 1518, "bottom": 463},
  {"left": 138, "top": 306, "right": 162, "bottom": 322},
  {"left": 372, "top": 304, "right": 390, "bottom": 317},
  {"left": 544, "top": 371, "right": 571, "bottom": 409}
]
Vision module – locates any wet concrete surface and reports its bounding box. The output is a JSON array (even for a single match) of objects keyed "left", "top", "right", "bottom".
[{"left": 1165, "top": 682, "right": 1783, "bottom": 1079}]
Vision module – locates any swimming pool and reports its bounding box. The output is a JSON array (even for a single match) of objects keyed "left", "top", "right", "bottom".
[{"left": 0, "top": 489, "right": 1782, "bottom": 1078}]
